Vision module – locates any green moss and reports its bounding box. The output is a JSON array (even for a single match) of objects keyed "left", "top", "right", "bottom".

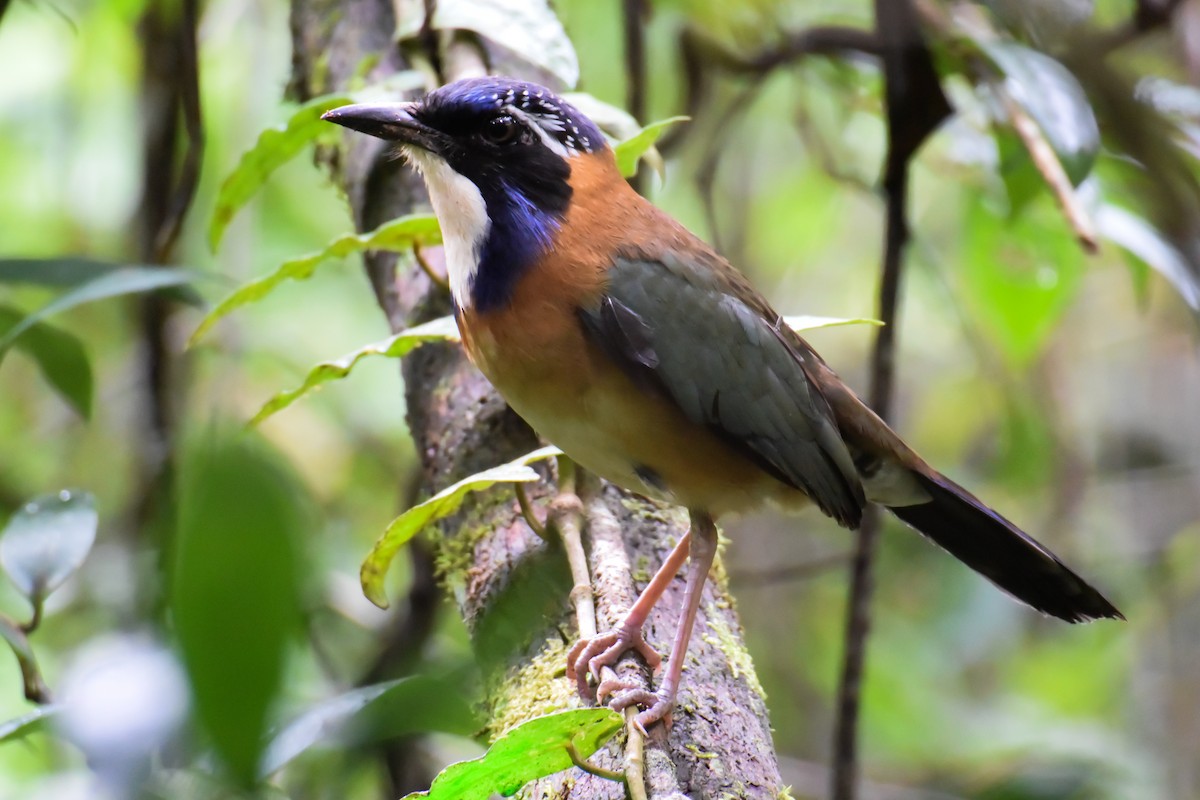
[
  {"left": 486, "top": 638, "right": 580, "bottom": 740},
  {"left": 432, "top": 499, "right": 508, "bottom": 586},
  {"left": 701, "top": 605, "right": 767, "bottom": 701}
]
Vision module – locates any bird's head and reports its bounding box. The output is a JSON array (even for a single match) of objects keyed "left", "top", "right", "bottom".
[{"left": 323, "top": 77, "right": 608, "bottom": 312}]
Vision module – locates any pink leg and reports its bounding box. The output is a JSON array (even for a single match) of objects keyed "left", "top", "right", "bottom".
[
  {"left": 609, "top": 511, "right": 717, "bottom": 731},
  {"left": 567, "top": 529, "right": 692, "bottom": 699}
]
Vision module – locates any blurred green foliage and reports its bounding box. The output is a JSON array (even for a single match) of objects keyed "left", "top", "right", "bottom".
[{"left": 0, "top": 0, "right": 1198, "bottom": 798}]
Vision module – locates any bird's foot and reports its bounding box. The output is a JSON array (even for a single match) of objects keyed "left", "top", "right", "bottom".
[
  {"left": 566, "top": 625, "right": 662, "bottom": 701},
  {"left": 605, "top": 686, "right": 674, "bottom": 734}
]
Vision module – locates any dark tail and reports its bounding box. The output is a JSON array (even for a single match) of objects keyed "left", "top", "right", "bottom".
[{"left": 888, "top": 470, "right": 1123, "bottom": 623}]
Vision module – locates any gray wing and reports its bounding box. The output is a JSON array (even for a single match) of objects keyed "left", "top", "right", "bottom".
[{"left": 578, "top": 253, "right": 865, "bottom": 528}]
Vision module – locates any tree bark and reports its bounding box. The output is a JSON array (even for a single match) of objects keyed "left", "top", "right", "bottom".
[{"left": 288, "top": 2, "right": 784, "bottom": 796}]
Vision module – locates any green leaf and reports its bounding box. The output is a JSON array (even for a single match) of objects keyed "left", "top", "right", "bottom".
[
  {"left": 979, "top": 41, "right": 1099, "bottom": 186},
  {"left": 0, "top": 267, "right": 201, "bottom": 359},
  {"left": 1096, "top": 203, "right": 1200, "bottom": 310},
  {"left": 249, "top": 315, "right": 460, "bottom": 426},
  {"left": 614, "top": 116, "right": 689, "bottom": 178},
  {"left": 261, "top": 671, "right": 479, "bottom": 777},
  {"left": 190, "top": 214, "right": 442, "bottom": 346},
  {"left": 0, "top": 304, "right": 93, "bottom": 418},
  {"left": 401, "top": 709, "right": 623, "bottom": 800},
  {"left": 0, "top": 490, "right": 97, "bottom": 604},
  {"left": 0, "top": 706, "right": 59, "bottom": 744},
  {"left": 362, "top": 445, "right": 562, "bottom": 608},
  {"left": 395, "top": 0, "right": 578, "bottom": 89},
  {"left": 208, "top": 93, "right": 352, "bottom": 252},
  {"left": 783, "top": 315, "right": 884, "bottom": 332},
  {"left": 171, "top": 433, "right": 308, "bottom": 787}
]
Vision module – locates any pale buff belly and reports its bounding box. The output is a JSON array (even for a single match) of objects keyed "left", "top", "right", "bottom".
[{"left": 471, "top": 337, "right": 809, "bottom": 517}]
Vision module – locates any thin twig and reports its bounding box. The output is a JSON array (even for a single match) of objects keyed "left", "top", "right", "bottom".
[
  {"left": 831, "top": 2, "right": 950, "bottom": 797},
  {"left": 515, "top": 482, "right": 548, "bottom": 541},
  {"left": 683, "top": 25, "right": 881, "bottom": 76},
  {"left": 581, "top": 485, "right": 648, "bottom": 800},
  {"left": 412, "top": 242, "right": 450, "bottom": 292},
  {"left": 997, "top": 88, "right": 1098, "bottom": 252},
  {"left": 567, "top": 740, "right": 627, "bottom": 783},
  {"left": 623, "top": 0, "right": 649, "bottom": 194},
  {"left": 551, "top": 457, "right": 596, "bottom": 641},
  {"left": 21, "top": 597, "right": 44, "bottom": 635},
  {"left": 730, "top": 552, "right": 851, "bottom": 587}
]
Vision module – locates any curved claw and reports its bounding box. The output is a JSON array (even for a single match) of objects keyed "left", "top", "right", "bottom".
[
  {"left": 609, "top": 688, "right": 674, "bottom": 734},
  {"left": 566, "top": 626, "right": 662, "bottom": 702}
]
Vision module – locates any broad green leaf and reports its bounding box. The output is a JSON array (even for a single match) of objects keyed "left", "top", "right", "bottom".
[
  {"left": 208, "top": 94, "right": 352, "bottom": 252},
  {"left": 190, "top": 214, "right": 441, "bottom": 346},
  {"left": 979, "top": 41, "right": 1099, "bottom": 186},
  {"left": 261, "top": 671, "right": 479, "bottom": 777},
  {"left": 362, "top": 446, "right": 562, "bottom": 608},
  {"left": 0, "top": 268, "right": 201, "bottom": 359},
  {"left": 959, "top": 195, "right": 1084, "bottom": 365},
  {"left": 0, "top": 304, "right": 93, "bottom": 418},
  {"left": 395, "top": 0, "right": 578, "bottom": 89},
  {"left": 614, "top": 116, "right": 690, "bottom": 178},
  {"left": 783, "top": 315, "right": 884, "bottom": 332},
  {"left": 172, "top": 434, "right": 308, "bottom": 786},
  {"left": 401, "top": 709, "right": 623, "bottom": 800},
  {"left": 249, "top": 316, "right": 459, "bottom": 426},
  {"left": 0, "top": 706, "right": 58, "bottom": 744},
  {"left": 0, "top": 490, "right": 97, "bottom": 604},
  {"left": 1096, "top": 203, "right": 1200, "bottom": 310}
]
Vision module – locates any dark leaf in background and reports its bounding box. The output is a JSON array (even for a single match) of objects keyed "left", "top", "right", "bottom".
[
  {"left": 1097, "top": 203, "right": 1200, "bottom": 311},
  {"left": 260, "top": 670, "right": 480, "bottom": 777},
  {"left": 0, "top": 266, "right": 204, "bottom": 360},
  {"left": 0, "top": 490, "right": 97, "bottom": 605},
  {"left": 171, "top": 432, "right": 308, "bottom": 787},
  {"left": 0, "top": 257, "right": 205, "bottom": 304},
  {"left": 0, "top": 304, "right": 93, "bottom": 418},
  {"left": 981, "top": 41, "right": 1100, "bottom": 186}
]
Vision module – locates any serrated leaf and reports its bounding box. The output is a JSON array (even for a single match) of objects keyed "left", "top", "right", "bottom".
[
  {"left": 783, "top": 315, "right": 884, "bottom": 331},
  {"left": 190, "top": 214, "right": 441, "bottom": 346},
  {"left": 0, "top": 304, "right": 93, "bottom": 418},
  {"left": 1096, "top": 203, "right": 1200, "bottom": 310},
  {"left": 395, "top": 0, "right": 578, "bottom": 89},
  {"left": 249, "top": 316, "right": 459, "bottom": 426},
  {"left": 401, "top": 709, "right": 622, "bottom": 800},
  {"left": 208, "top": 94, "right": 352, "bottom": 252},
  {"left": 0, "top": 490, "right": 97, "bottom": 603},
  {"left": 980, "top": 41, "right": 1099, "bottom": 186},
  {"left": 362, "top": 446, "right": 562, "bottom": 608},
  {"left": 0, "top": 268, "right": 201, "bottom": 360},
  {"left": 614, "top": 117, "right": 689, "bottom": 178},
  {"left": 0, "top": 706, "right": 59, "bottom": 744},
  {"left": 172, "top": 434, "right": 308, "bottom": 786}
]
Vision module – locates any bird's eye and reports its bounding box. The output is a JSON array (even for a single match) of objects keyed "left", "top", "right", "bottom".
[{"left": 483, "top": 115, "right": 520, "bottom": 144}]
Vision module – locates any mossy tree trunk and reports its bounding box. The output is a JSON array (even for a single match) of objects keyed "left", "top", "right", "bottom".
[{"left": 289, "top": 1, "right": 784, "bottom": 796}]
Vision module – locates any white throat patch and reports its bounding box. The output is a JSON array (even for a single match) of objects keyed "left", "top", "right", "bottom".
[{"left": 404, "top": 147, "right": 490, "bottom": 310}]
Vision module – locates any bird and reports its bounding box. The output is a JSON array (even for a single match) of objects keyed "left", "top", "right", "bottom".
[{"left": 322, "top": 76, "right": 1122, "bottom": 732}]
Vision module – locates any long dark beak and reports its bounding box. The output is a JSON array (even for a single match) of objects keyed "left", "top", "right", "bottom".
[{"left": 321, "top": 102, "right": 443, "bottom": 152}]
